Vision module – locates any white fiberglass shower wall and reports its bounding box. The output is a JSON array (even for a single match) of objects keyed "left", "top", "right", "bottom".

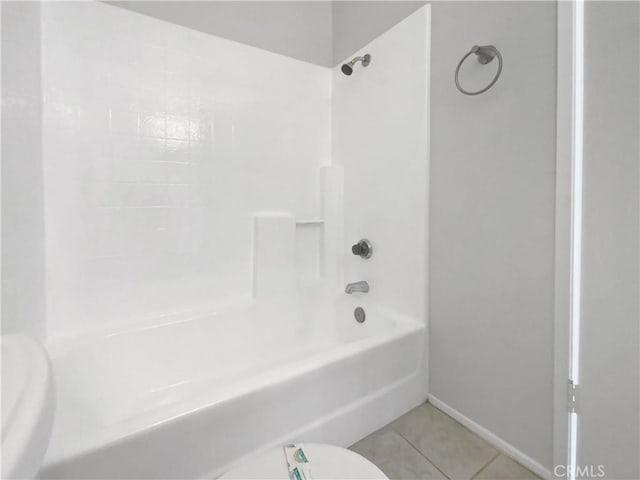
[
  {"left": 333, "top": 7, "right": 430, "bottom": 334},
  {"left": 41, "top": 1, "right": 331, "bottom": 339}
]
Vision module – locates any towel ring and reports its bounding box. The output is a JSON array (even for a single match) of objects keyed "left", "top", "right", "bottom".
[{"left": 455, "top": 45, "right": 502, "bottom": 95}]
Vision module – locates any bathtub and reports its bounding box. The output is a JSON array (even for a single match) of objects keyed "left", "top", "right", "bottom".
[{"left": 41, "top": 296, "right": 426, "bottom": 479}]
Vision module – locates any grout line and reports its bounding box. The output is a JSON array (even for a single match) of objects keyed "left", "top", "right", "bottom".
[
  {"left": 393, "top": 402, "right": 506, "bottom": 480},
  {"left": 426, "top": 400, "right": 541, "bottom": 479},
  {"left": 470, "top": 452, "right": 500, "bottom": 480},
  {"left": 389, "top": 422, "right": 451, "bottom": 480}
]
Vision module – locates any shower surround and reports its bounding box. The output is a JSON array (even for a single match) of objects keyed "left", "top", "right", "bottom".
[
  {"left": 38, "top": 2, "right": 430, "bottom": 478},
  {"left": 41, "top": 2, "right": 330, "bottom": 338}
]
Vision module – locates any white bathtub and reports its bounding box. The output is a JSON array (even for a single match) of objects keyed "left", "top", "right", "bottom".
[{"left": 41, "top": 297, "right": 426, "bottom": 479}]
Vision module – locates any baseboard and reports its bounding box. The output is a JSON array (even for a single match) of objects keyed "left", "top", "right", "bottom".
[{"left": 428, "top": 395, "right": 553, "bottom": 480}]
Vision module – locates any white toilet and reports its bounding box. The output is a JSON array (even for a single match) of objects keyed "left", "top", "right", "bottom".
[{"left": 220, "top": 443, "right": 388, "bottom": 480}]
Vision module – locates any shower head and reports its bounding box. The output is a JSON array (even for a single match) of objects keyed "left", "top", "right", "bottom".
[
  {"left": 341, "top": 54, "right": 371, "bottom": 76},
  {"left": 341, "top": 63, "right": 354, "bottom": 75}
]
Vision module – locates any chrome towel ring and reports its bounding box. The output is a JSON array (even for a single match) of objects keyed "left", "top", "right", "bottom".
[{"left": 455, "top": 45, "right": 502, "bottom": 95}]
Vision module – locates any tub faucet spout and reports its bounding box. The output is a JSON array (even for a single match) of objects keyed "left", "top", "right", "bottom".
[{"left": 345, "top": 281, "right": 369, "bottom": 294}]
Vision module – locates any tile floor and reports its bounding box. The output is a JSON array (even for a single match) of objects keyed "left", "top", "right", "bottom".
[{"left": 350, "top": 401, "right": 540, "bottom": 480}]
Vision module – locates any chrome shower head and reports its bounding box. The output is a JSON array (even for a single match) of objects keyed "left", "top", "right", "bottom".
[{"left": 341, "top": 54, "right": 371, "bottom": 76}]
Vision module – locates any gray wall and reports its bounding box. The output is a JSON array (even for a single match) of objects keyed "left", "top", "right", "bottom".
[
  {"left": 109, "top": 1, "right": 333, "bottom": 66},
  {"left": 578, "top": 2, "right": 639, "bottom": 477},
  {"left": 109, "top": 1, "right": 427, "bottom": 67},
  {"left": 331, "top": 1, "right": 425, "bottom": 63},
  {"left": 1, "top": 1, "right": 46, "bottom": 339},
  {"left": 428, "top": 1, "right": 557, "bottom": 470}
]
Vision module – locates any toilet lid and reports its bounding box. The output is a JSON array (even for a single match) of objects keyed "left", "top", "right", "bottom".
[{"left": 220, "top": 443, "right": 388, "bottom": 480}]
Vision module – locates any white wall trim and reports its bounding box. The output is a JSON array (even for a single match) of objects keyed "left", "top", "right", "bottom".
[
  {"left": 553, "top": 1, "right": 575, "bottom": 475},
  {"left": 422, "top": 2, "right": 432, "bottom": 399},
  {"left": 428, "top": 395, "right": 553, "bottom": 480}
]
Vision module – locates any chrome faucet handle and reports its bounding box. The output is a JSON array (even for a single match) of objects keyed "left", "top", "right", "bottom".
[{"left": 351, "top": 239, "right": 372, "bottom": 259}]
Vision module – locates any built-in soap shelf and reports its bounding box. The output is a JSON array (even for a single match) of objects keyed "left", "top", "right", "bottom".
[
  {"left": 251, "top": 166, "right": 343, "bottom": 298},
  {"left": 295, "top": 219, "right": 324, "bottom": 226}
]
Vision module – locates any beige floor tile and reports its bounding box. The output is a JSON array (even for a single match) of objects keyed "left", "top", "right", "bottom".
[
  {"left": 392, "top": 403, "right": 498, "bottom": 480},
  {"left": 350, "top": 426, "right": 447, "bottom": 480},
  {"left": 473, "top": 454, "right": 540, "bottom": 480}
]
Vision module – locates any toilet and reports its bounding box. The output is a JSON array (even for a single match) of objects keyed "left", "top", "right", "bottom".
[{"left": 220, "top": 443, "right": 388, "bottom": 480}]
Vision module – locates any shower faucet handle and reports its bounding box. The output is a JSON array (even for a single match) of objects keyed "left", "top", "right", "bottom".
[{"left": 351, "top": 239, "right": 372, "bottom": 259}]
